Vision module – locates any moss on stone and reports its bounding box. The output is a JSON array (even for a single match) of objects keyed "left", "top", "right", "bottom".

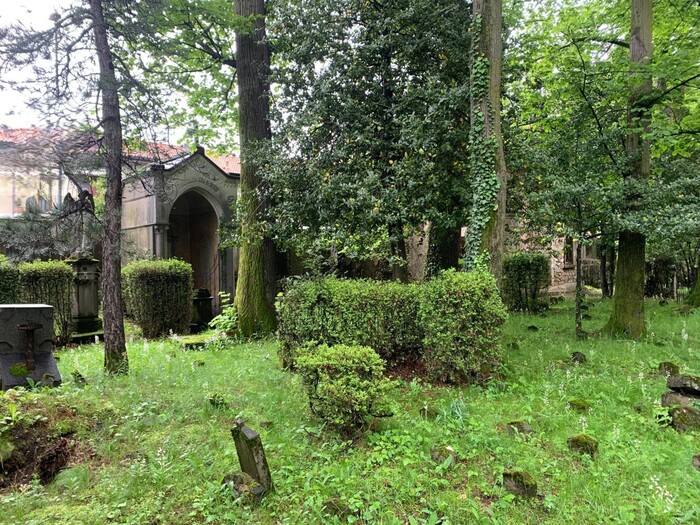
[
  {"left": 568, "top": 399, "right": 591, "bottom": 413},
  {"left": 8, "top": 363, "right": 29, "bottom": 377},
  {"left": 567, "top": 434, "right": 599, "bottom": 458},
  {"left": 670, "top": 406, "right": 700, "bottom": 433},
  {"left": 502, "top": 470, "right": 537, "bottom": 498}
]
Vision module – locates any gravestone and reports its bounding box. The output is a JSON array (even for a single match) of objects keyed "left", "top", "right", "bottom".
[
  {"left": 230, "top": 419, "right": 273, "bottom": 492},
  {"left": 0, "top": 304, "right": 61, "bottom": 390}
]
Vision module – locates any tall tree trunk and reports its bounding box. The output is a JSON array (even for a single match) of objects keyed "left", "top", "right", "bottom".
[
  {"left": 90, "top": 0, "right": 128, "bottom": 373},
  {"left": 464, "top": 0, "right": 508, "bottom": 284},
  {"left": 233, "top": 0, "right": 276, "bottom": 336},
  {"left": 604, "top": 0, "right": 652, "bottom": 339}
]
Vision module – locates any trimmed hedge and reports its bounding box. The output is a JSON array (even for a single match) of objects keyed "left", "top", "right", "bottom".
[
  {"left": 277, "top": 270, "right": 508, "bottom": 384},
  {"left": 297, "top": 344, "right": 393, "bottom": 435},
  {"left": 418, "top": 269, "right": 507, "bottom": 383},
  {"left": 277, "top": 277, "right": 422, "bottom": 368},
  {"left": 18, "top": 260, "right": 74, "bottom": 346},
  {"left": 122, "top": 259, "right": 193, "bottom": 338},
  {"left": 0, "top": 255, "right": 19, "bottom": 304},
  {"left": 502, "top": 251, "right": 551, "bottom": 312}
]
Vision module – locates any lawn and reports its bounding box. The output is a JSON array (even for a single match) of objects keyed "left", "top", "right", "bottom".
[{"left": 1, "top": 299, "right": 699, "bottom": 524}]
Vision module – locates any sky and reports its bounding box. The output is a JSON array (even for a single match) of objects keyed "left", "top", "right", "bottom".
[{"left": 0, "top": 0, "right": 72, "bottom": 129}]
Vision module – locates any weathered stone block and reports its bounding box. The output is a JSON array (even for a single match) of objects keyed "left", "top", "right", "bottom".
[
  {"left": 231, "top": 419, "right": 273, "bottom": 492},
  {"left": 658, "top": 362, "right": 680, "bottom": 377},
  {"left": 502, "top": 470, "right": 537, "bottom": 498},
  {"left": 570, "top": 352, "right": 587, "bottom": 364},
  {"left": 661, "top": 392, "right": 700, "bottom": 408},
  {"left": 667, "top": 374, "right": 700, "bottom": 397},
  {"left": 506, "top": 420, "right": 533, "bottom": 437},
  {"left": 0, "top": 304, "right": 61, "bottom": 390},
  {"left": 670, "top": 406, "right": 700, "bottom": 433},
  {"left": 567, "top": 434, "right": 598, "bottom": 458}
]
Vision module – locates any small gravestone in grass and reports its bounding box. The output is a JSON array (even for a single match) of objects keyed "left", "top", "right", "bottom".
[
  {"left": 568, "top": 399, "right": 591, "bottom": 413},
  {"left": 430, "top": 445, "right": 457, "bottom": 469},
  {"left": 570, "top": 352, "right": 587, "bottom": 364},
  {"left": 664, "top": 374, "right": 700, "bottom": 432},
  {"left": 226, "top": 419, "right": 273, "bottom": 504},
  {"left": 658, "top": 362, "right": 679, "bottom": 377},
  {"left": 502, "top": 470, "right": 537, "bottom": 498},
  {"left": 567, "top": 434, "right": 598, "bottom": 458},
  {"left": 693, "top": 455, "right": 700, "bottom": 472},
  {"left": 506, "top": 420, "right": 533, "bottom": 437}
]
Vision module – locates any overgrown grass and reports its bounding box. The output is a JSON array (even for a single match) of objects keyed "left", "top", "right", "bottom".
[{"left": 1, "top": 299, "right": 699, "bottom": 524}]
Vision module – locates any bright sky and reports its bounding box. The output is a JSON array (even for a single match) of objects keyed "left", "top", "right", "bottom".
[{"left": 0, "top": 0, "right": 72, "bottom": 128}]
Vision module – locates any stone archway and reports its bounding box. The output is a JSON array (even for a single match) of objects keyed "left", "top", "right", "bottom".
[{"left": 168, "top": 191, "right": 220, "bottom": 299}]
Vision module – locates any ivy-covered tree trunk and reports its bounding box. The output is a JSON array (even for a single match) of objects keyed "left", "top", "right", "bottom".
[
  {"left": 90, "top": 0, "right": 128, "bottom": 374},
  {"left": 233, "top": 0, "right": 276, "bottom": 336},
  {"left": 604, "top": 0, "right": 652, "bottom": 339},
  {"left": 464, "top": 0, "right": 508, "bottom": 283}
]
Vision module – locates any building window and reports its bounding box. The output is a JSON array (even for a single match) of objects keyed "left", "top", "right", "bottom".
[{"left": 564, "top": 236, "right": 574, "bottom": 269}]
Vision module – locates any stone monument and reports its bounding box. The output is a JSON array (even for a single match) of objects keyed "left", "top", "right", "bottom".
[
  {"left": 69, "top": 257, "right": 103, "bottom": 335},
  {"left": 0, "top": 304, "right": 62, "bottom": 390}
]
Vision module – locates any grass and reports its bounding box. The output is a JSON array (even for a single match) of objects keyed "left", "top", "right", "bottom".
[{"left": 1, "top": 299, "right": 699, "bottom": 524}]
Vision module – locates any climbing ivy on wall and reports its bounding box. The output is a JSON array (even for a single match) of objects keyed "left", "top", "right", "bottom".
[{"left": 463, "top": 14, "right": 499, "bottom": 270}]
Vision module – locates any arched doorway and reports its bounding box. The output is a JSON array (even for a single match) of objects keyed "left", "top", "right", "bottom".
[{"left": 168, "top": 191, "right": 220, "bottom": 298}]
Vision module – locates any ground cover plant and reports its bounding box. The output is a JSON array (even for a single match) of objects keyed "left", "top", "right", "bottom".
[{"left": 1, "top": 299, "right": 699, "bottom": 524}]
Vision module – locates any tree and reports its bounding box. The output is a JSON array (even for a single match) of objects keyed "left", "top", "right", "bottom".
[
  {"left": 506, "top": 0, "right": 700, "bottom": 339},
  {"left": 263, "top": 0, "right": 472, "bottom": 279},
  {"left": 89, "top": 0, "right": 128, "bottom": 372},
  {"left": 233, "top": 0, "right": 276, "bottom": 335},
  {"left": 462, "top": 0, "right": 508, "bottom": 283},
  {"left": 0, "top": 1, "right": 175, "bottom": 371}
]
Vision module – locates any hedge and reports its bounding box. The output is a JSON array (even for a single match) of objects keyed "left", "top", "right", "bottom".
[
  {"left": 122, "top": 259, "right": 193, "bottom": 338},
  {"left": 18, "top": 260, "right": 74, "bottom": 346},
  {"left": 297, "top": 344, "right": 393, "bottom": 436},
  {"left": 277, "top": 270, "right": 508, "bottom": 384},
  {"left": 418, "top": 269, "right": 507, "bottom": 383},
  {"left": 0, "top": 255, "right": 19, "bottom": 304},
  {"left": 277, "top": 277, "right": 422, "bottom": 368},
  {"left": 502, "top": 251, "right": 551, "bottom": 312}
]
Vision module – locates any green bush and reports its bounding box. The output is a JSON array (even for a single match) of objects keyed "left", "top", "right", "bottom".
[
  {"left": 18, "top": 260, "right": 74, "bottom": 346},
  {"left": 277, "top": 278, "right": 422, "bottom": 368},
  {"left": 296, "top": 344, "right": 393, "bottom": 435},
  {"left": 122, "top": 259, "right": 193, "bottom": 338},
  {"left": 0, "top": 255, "right": 20, "bottom": 304},
  {"left": 418, "top": 269, "right": 507, "bottom": 384},
  {"left": 209, "top": 292, "right": 240, "bottom": 338},
  {"left": 502, "top": 251, "right": 551, "bottom": 312}
]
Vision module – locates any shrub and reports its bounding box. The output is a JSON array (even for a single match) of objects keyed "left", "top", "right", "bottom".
[
  {"left": 0, "top": 255, "right": 19, "bottom": 304},
  {"left": 502, "top": 251, "right": 551, "bottom": 312},
  {"left": 418, "top": 269, "right": 507, "bottom": 384},
  {"left": 122, "top": 259, "right": 193, "bottom": 338},
  {"left": 277, "top": 278, "right": 422, "bottom": 368},
  {"left": 209, "top": 292, "right": 240, "bottom": 338},
  {"left": 296, "top": 344, "right": 393, "bottom": 435},
  {"left": 18, "top": 260, "right": 74, "bottom": 346}
]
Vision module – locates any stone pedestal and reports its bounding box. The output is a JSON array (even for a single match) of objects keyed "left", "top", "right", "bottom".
[
  {"left": 0, "top": 304, "right": 61, "bottom": 390},
  {"left": 191, "top": 289, "right": 213, "bottom": 332},
  {"left": 69, "top": 257, "right": 103, "bottom": 334}
]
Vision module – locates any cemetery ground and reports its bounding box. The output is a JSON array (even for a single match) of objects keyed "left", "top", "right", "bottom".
[{"left": 1, "top": 299, "right": 700, "bottom": 525}]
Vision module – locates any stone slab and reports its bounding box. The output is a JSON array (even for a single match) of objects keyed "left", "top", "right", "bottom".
[{"left": 0, "top": 352, "right": 62, "bottom": 389}]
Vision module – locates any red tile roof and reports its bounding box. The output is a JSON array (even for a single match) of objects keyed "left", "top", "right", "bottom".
[{"left": 210, "top": 155, "right": 241, "bottom": 175}]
